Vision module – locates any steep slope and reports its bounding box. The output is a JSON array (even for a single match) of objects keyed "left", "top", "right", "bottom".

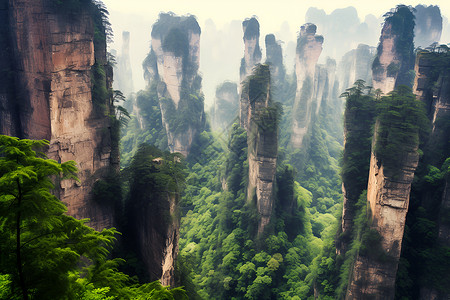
[
  {"left": 0, "top": 0, "right": 117, "bottom": 230},
  {"left": 143, "top": 13, "right": 205, "bottom": 157}
]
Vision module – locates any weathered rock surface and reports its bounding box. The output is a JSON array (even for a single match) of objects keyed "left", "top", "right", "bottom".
[
  {"left": 143, "top": 13, "right": 204, "bottom": 157},
  {"left": 291, "top": 23, "right": 323, "bottom": 148},
  {"left": 338, "top": 44, "right": 376, "bottom": 92},
  {"left": 241, "top": 65, "right": 277, "bottom": 234},
  {"left": 1, "top": 0, "right": 116, "bottom": 231},
  {"left": 346, "top": 123, "right": 419, "bottom": 300},
  {"left": 414, "top": 5, "right": 442, "bottom": 48}
]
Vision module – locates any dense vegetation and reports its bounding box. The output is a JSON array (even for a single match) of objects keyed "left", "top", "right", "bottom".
[{"left": 0, "top": 135, "right": 187, "bottom": 300}]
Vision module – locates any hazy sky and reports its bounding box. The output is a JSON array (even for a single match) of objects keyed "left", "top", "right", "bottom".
[{"left": 103, "top": 0, "right": 450, "bottom": 106}]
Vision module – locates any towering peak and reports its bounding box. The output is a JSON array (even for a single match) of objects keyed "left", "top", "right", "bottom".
[
  {"left": 291, "top": 23, "right": 323, "bottom": 148},
  {"left": 240, "top": 17, "right": 262, "bottom": 81},
  {"left": 240, "top": 64, "right": 278, "bottom": 234},
  {"left": 143, "top": 13, "right": 204, "bottom": 157},
  {"left": 372, "top": 5, "right": 415, "bottom": 94}
]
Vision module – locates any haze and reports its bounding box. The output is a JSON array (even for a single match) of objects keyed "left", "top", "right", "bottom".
[{"left": 103, "top": 0, "right": 450, "bottom": 107}]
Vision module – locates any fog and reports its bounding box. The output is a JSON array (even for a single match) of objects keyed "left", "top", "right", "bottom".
[{"left": 104, "top": 0, "right": 450, "bottom": 109}]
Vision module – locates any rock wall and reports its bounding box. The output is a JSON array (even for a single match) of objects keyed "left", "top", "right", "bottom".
[
  {"left": 414, "top": 5, "right": 442, "bottom": 48},
  {"left": 291, "top": 23, "right": 323, "bottom": 148},
  {"left": 113, "top": 31, "right": 134, "bottom": 97},
  {"left": 372, "top": 5, "right": 415, "bottom": 94},
  {"left": 143, "top": 13, "right": 204, "bottom": 157},
  {"left": 338, "top": 44, "right": 376, "bottom": 93},
  {"left": 0, "top": 0, "right": 116, "bottom": 231},
  {"left": 241, "top": 65, "right": 277, "bottom": 234},
  {"left": 347, "top": 126, "right": 419, "bottom": 299}
]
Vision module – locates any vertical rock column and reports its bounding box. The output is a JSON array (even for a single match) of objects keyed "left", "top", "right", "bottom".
[
  {"left": 291, "top": 23, "right": 323, "bottom": 148},
  {"left": 241, "top": 65, "right": 278, "bottom": 234},
  {"left": 372, "top": 5, "right": 415, "bottom": 94},
  {"left": 239, "top": 17, "right": 261, "bottom": 130},
  {"left": 143, "top": 13, "right": 204, "bottom": 157}
]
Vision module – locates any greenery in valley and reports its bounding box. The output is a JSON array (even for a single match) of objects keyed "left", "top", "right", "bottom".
[{"left": 0, "top": 135, "right": 187, "bottom": 300}]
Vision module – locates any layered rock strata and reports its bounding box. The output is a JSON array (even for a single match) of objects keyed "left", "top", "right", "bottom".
[
  {"left": 143, "top": 13, "right": 204, "bottom": 157},
  {"left": 0, "top": 0, "right": 116, "bottom": 230},
  {"left": 241, "top": 65, "right": 278, "bottom": 234},
  {"left": 291, "top": 23, "right": 323, "bottom": 148}
]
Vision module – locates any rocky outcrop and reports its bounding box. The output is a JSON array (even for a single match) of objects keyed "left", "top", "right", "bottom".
[
  {"left": 372, "top": 5, "right": 415, "bottom": 94},
  {"left": 0, "top": 0, "right": 116, "bottom": 230},
  {"left": 143, "top": 13, "right": 204, "bottom": 157},
  {"left": 291, "top": 23, "right": 323, "bottom": 147},
  {"left": 338, "top": 44, "right": 376, "bottom": 92},
  {"left": 240, "top": 17, "right": 261, "bottom": 82},
  {"left": 113, "top": 31, "right": 134, "bottom": 97},
  {"left": 414, "top": 5, "right": 442, "bottom": 48},
  {"left": 240, "top": 65, "right": 278, "bottom": 234},
  {"left": 347, "top": 125, "right": 419, "bottom": 299},
  {"left": 212, "top": 81, "right": 239, "bottom": 132}
]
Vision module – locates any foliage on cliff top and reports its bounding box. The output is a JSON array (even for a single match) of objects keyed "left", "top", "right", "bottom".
[
  {"left": 374, "top": 85, "right": 429, "bottom": 176},
  {"left": 152, "top": 13, "right": 201, "bottom": 39}
]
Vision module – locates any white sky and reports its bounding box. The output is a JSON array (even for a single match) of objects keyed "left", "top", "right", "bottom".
[{"left": 103, "top": 0, "right": 450, "bottom": 106}]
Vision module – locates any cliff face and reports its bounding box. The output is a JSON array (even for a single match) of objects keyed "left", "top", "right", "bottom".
[
  {"left": 240, "top": 17, "right": 261, "bottom": 82},
  {"left": 133, "top": 192, "right": 180, "bottom": 287},
  {"left": 241, "top": 65, "right": 278, "bottom": 234},
  {"left": 291, "top": 23, "right": 323, "bottom": 148},
  {"left": 414, "top": 5, "right": 442, "bottom": 48},
  {"left": 212, "top": 81, "right": 239, "bottom": 131},
  {"left": 113, "top": 31, "right": 134, "bottom": 97},
  {"left": 372, "top": 6, "right": 415, "bottom": 94},
  {"left": 338, "top": 44, "right": 376, "bottom": 92},
  {"left": 347, "top": 124, "right": 419, "bottom": 299},
  {"left": 143, "top": 13, "right": 204, "bottom": 157},
  {"left": 0, "top": 0, "right": 116, "bottom": 230}
]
